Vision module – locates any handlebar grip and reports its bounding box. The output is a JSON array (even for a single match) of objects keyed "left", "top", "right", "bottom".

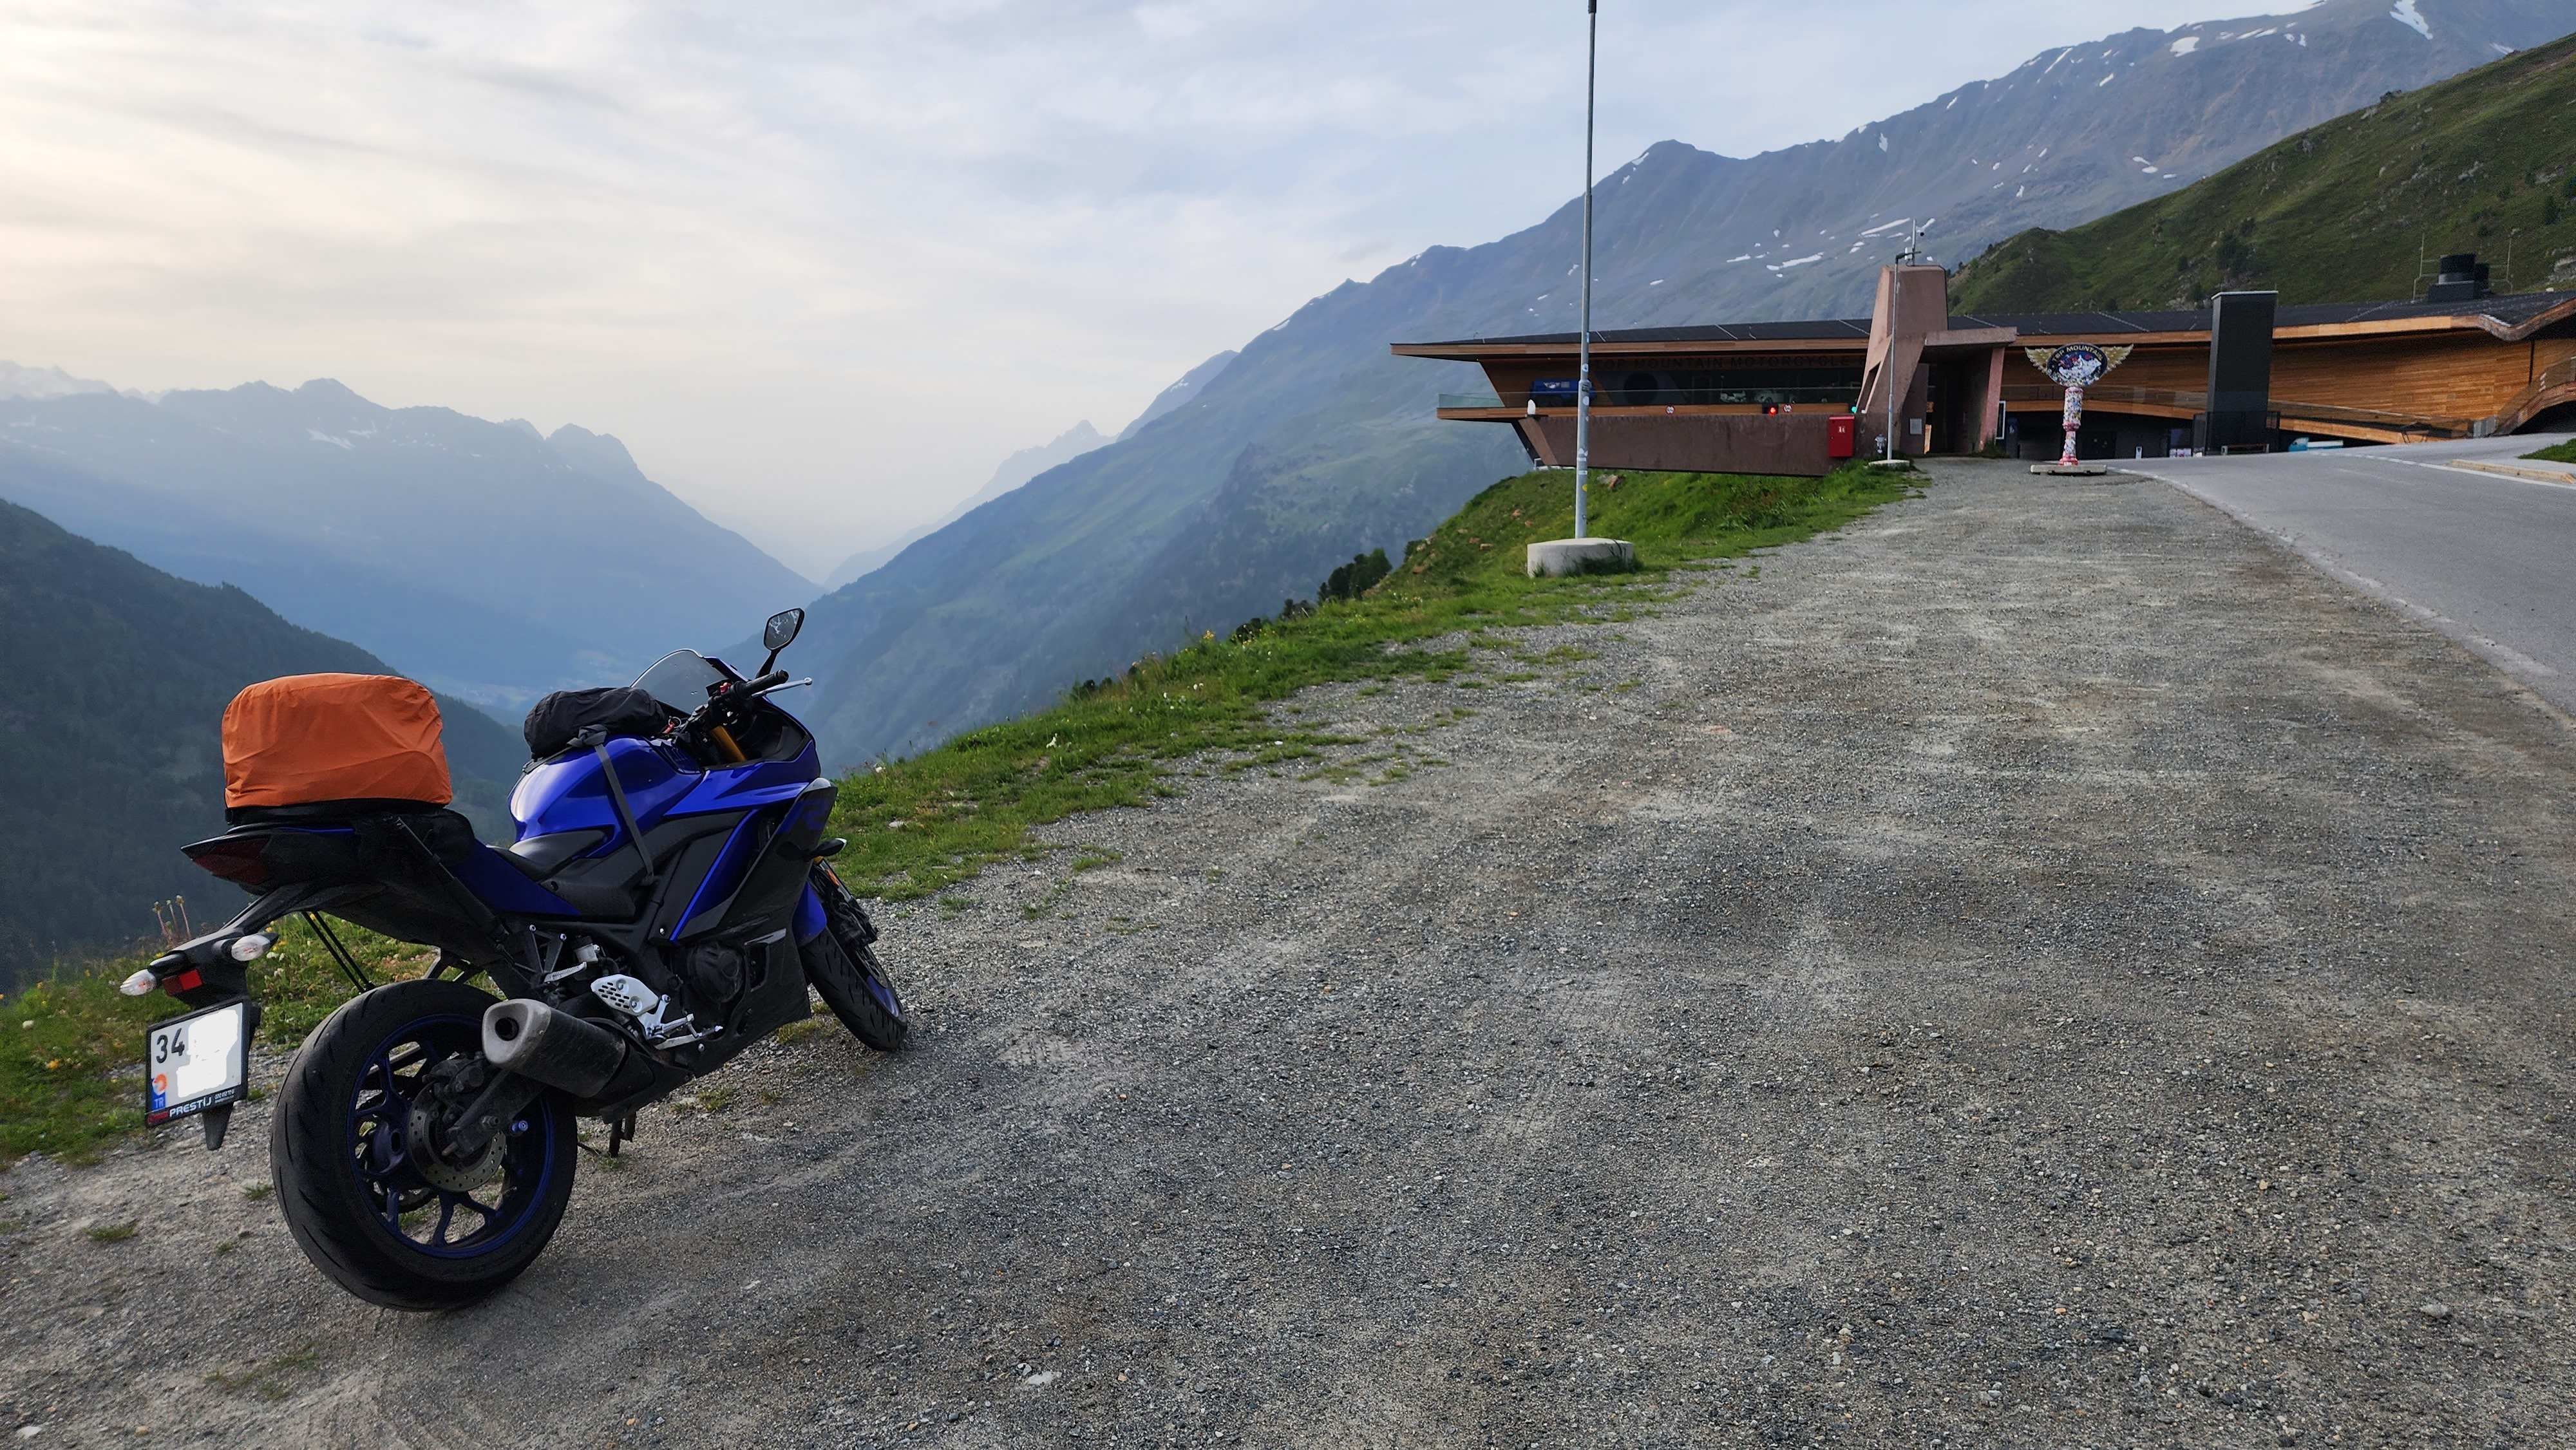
[{"left": 743, "top": 670, "right": 790, "bottom": 693}]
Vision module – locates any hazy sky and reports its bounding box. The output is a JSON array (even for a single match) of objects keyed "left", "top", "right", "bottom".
[{"left": 1, "top": 0, "right": 2222, "bottom": 576}]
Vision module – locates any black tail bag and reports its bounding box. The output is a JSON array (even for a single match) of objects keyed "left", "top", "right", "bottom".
[{"left": 522, "top": 686, "right": 668, "bottom": 761}]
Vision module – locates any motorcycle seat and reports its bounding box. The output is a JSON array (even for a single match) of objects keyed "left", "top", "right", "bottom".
[{"left": 225, "top": 798, "right": 453, "bottom": 827}]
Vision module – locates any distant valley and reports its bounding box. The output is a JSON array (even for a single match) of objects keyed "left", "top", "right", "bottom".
[
  {"left": 0, "top": 496, "right": 522, "bottom": 983},
  {"left": 819, "top": 350, "right": 1240, "bottom": 590},
  {"left": 0, "top": 375, "right": 813, "bottom": 715}
]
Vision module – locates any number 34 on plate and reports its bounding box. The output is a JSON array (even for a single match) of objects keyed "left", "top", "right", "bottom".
[{"left": 145, "top": 999, "right": 250, "bottom": 1126}]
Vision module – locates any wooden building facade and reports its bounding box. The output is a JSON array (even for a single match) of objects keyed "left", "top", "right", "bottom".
[{"left": 1393, "top": 276, "right": 2576, "bottom": 469}]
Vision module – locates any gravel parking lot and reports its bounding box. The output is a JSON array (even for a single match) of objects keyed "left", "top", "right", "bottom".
[{"left": 5, "top": 459, "right": 2573, "bottom": 1449}]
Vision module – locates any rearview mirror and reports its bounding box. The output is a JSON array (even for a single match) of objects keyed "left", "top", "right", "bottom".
[{"left": 758, "top": 608, "right": 806, "bottom": 675}]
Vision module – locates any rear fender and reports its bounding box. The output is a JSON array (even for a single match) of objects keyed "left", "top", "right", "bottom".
[{"left": 147, "top": 880, "right": 379, "bottom": 1010}]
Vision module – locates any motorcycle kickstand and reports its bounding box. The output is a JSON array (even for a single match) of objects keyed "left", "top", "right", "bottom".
[{"left": 607, "top": 1113, "right": 637, "bottom": 1158}]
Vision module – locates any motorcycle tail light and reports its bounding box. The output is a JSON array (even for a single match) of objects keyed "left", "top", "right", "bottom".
[{"left": 186, "top": 836, "right": 270, "bottom": 887}]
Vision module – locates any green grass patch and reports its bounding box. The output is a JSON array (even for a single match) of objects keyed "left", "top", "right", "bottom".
[
  {"left": 824, "top": 463, "right": 1905, "bottom": 899},
  {"left": 2524, "top": 440, "right": 2576, "bottom": 465},
  {"left": 1, "top": 913, "right": 426, "bottom": 1166}
]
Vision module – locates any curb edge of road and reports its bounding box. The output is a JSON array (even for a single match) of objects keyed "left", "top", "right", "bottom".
[
  {"left": 2126, "top": 461, "right": 2576, "bottom": 732},
  {"left": 2439, "top": 458, "right": 2576, "bottom": 487}
]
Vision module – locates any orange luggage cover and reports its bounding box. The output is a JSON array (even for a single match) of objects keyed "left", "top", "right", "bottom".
[{"left": 222, "top": 673, "right": 454, "bottom": 810}]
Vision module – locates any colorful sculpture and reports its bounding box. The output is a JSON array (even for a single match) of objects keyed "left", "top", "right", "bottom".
[{"left": 2026, "top": 343, "right": 2134, "bottom": 467}]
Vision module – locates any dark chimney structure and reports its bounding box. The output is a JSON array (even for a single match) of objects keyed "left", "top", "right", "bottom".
[
  {"left": 2425, "top": 252, "right": 2494, "bottom": 303},
  {"left": 2196, "top": 290, "right": 2277, "bottom": 454}
]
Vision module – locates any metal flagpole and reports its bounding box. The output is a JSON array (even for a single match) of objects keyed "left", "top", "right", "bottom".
[{"left": 1574, "top": 0, "right": 1596, "bottom": 540}]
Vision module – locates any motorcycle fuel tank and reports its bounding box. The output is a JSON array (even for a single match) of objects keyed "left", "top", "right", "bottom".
[{"left": 513, "top": 739, "right": 825, "bottom": 842}]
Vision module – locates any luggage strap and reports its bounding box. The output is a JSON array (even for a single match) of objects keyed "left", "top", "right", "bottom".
[{"left": 574, "top": 726, "right": 658, "bottom": 890}]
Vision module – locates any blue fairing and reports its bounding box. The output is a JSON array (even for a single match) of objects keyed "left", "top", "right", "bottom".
[
  {"left": 793, "top": 887, "right": 826, "bottom": 943},
  {"left": 451, "top": 843, "right": 577, "bottom": 915},
  {"left": 667, "top": 755, "right": 821, "bottom": 817},
  {"left": 478, "top": 727, "right": 828, "bottom": 922},
  {"left": 676, "top": 816, "right": 761, "bottom": 934},
  {"left": 508, "top": 737, "right": 822, "bottom": 857},
  {"left": 509, "top": 738, "right": 694, "bottom": 845}
]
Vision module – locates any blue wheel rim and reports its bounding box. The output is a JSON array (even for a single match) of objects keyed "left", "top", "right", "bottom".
[{"left": 344, "top": 1011, "right": 560, "bottom": 1261}]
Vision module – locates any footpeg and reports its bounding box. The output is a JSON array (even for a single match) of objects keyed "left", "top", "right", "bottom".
[
  {"left": 588, "top": 973, "right": 661, "bottom": 1021},
  {"left": 587, "top": 973, "right": 723, "bottom": 1049}
]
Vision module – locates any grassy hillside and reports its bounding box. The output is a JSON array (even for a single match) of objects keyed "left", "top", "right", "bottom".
[
  {"left": 821, "top": 463, "right": 1909, "bottom": 901},
  {"left": 0, "top": 498, "right": 524, "bottom": 984},
  {"left": 2, "top": 462, "right": 1909, "bottom": 1167},
  {"left": 1949, "top": 33, "right": 2576, "bottom": 312}
]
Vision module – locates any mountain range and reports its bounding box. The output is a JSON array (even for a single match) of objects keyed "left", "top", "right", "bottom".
[
  {"left": 6, "top": 0, "right": 2562, "bottom": 773},
  {"left": 784, "top": 0, "right": 2575, "bottom": 766},
  {"left": 0, "top": 496, "right": 522, "bottom": 984},
  {"left": 819, "top": 349, "right": 1241, "bottom": 590},
  {"left": 822, "top": 422, "right": 1113, "bottom": 591},
  {"left": 1952, "top": 32, "right": 2576, "bottom": 310},
  {"left": 0, "top": 375, "right": 815, "bottom": 715}
]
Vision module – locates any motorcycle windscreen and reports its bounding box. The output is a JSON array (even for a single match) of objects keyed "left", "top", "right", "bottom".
[{"left": 223, "top": 674, "right": 453, "bottom": 810}]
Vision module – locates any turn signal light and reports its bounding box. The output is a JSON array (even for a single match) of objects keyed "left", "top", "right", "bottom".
[
  {"left": 227, "top": 934, "right": 274, "bottom": 963},
  {"left": 119, "top": 969, "right": 157, "bottom": 997}
]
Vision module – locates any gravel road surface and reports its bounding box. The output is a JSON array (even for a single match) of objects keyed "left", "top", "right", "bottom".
[
  {"left": 6, "top": 460, "right": 2575, "bottom": 1449},
  {"left": 2140, "top": 433, "right": 2576, "bottom": 715}
]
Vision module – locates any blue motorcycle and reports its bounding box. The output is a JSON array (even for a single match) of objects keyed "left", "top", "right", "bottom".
[{"left": 133, "top": 608, "right": 906, "bottom": 1308}]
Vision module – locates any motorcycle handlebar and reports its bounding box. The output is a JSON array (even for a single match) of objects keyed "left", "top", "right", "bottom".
[{"left": 676, "top": 670, "right": 793, "bottom": 740}]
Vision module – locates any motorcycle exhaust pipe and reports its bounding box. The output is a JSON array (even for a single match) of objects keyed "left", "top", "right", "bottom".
[{"left": 483, "top": 999, "right": 630, "bottom": 1098}]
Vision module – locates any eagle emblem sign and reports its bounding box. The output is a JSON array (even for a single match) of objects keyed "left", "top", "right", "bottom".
[{"left": 2025, "top": 344, "right": 2133, "bottom": 467}]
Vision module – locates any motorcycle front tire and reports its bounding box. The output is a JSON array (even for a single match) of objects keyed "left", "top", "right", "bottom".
[{"left": 803, "top": 925, "right": 909, "bottom": 1052}]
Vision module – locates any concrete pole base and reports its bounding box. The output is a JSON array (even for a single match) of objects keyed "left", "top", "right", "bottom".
[
  {"left": 2029, "top": 464, "right": 2110, "bottom": 476},
  {"left": 1527, "top": 538, "right": 1637, "bottom": 578}
]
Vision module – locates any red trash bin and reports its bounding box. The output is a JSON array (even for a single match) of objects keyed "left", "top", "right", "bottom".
[{"left": 1827, "top": 413, "right": 1856, "bottom": 459}]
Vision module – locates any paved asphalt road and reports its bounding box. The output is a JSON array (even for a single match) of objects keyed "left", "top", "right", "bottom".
[{"left": 2136, "top": 433, "right": 2576, "bottom": 715}]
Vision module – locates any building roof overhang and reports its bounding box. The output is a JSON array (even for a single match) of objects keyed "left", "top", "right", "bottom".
[{"left": 1391, "top": 290, "right": 2576, "bottom": 361}]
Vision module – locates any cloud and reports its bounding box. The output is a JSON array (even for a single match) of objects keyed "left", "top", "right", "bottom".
[{"left": 0, "top": 0, "right": 2216, "bottom": 574}]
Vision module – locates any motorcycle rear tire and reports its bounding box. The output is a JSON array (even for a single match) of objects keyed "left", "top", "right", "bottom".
[{"left": 270, "top": 978, "right": 578, "bottom": 1310}]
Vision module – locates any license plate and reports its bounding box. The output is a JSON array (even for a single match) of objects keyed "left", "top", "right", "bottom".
[{"left": 144, "top": 999, "right": 250, "bottom": 1126}]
